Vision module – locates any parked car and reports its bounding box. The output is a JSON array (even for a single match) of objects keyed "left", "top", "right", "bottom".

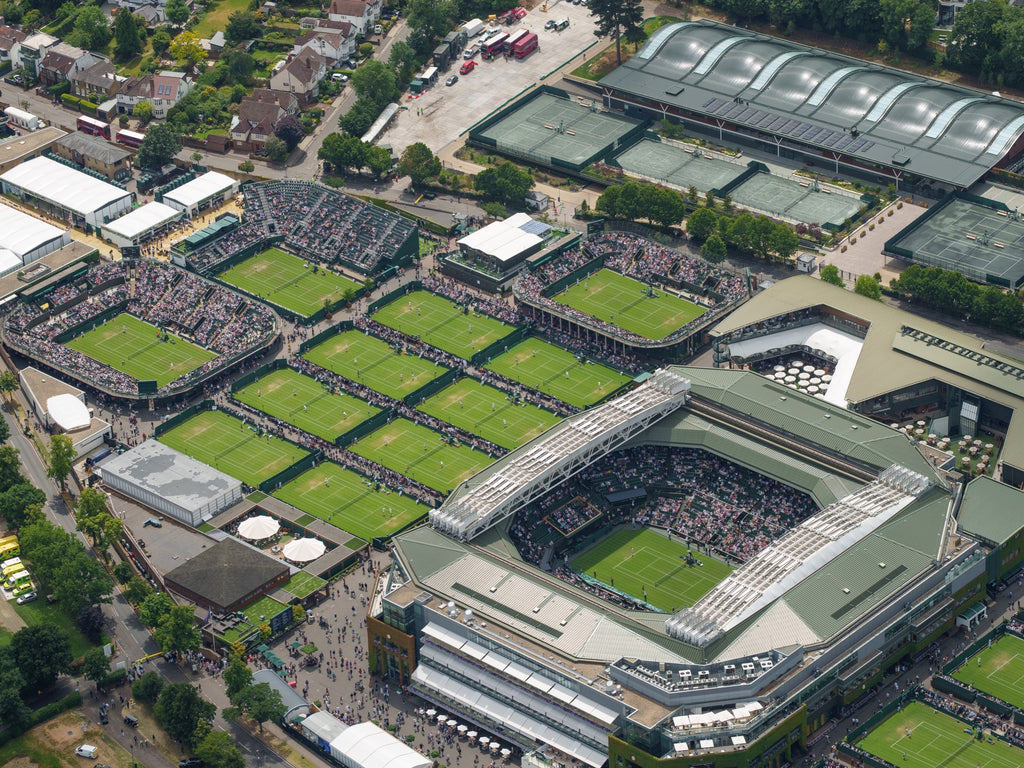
[
  {"left": 15, "top": 590, "right": 36, "bottom": 604},
  {"left": 123, "top": 714, "right": 139, "bottom": 728},
  {"left": 143, "top": 517, "right": 162, "bottom": 527},
  {"left": 544, "top": 19, "right": 556, "bottom": 29},
  {"left": 445, "top": 74, "right": 458, "bottom": 86},
  {"left": 178, "top": 760, "right": 204, "bottom": 768},
  {"left": 99, "top": 708, "right": 108, "bottom": 725},
  {"left": 460, "top": 60, "right": 477, "bottom": 75}
]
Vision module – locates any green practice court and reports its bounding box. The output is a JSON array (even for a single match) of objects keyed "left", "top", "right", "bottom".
[
  {"left": 417, "top": 378, "right": 562, "bottom": 450},
  {"left": 303, "top": 329, "right": 446, "bottom": 400},
  {"left": 67, "top": 313, "right": 216, "bottom": 387},
  {"left": 952, "top": 632, "right": 1024, "bottom": 707},
  {"left": 274, "top": 461, "right": 429, "bottom": 540},
  {"left": 484, "top": 340, "right": 630, "bottom": 408},
  {"left": 218, "top": 247, "right": 362, "bottom": 317},
  {"left": 234, "top": 367, "right": 380, "bottom": 443},
  {"left": 615, "top": 139, "right": 745, "bottom": 195},
  {"left": 349, "top": 418, "right": 494, "bottom": 494},
  {"left": 555, "top": 269, "right": 705, "bottom": 340},
  {"left": 371, "top": 290, "right": 514, "bottom": 359},
  {"left": 730, "top": 171, "right": 861, "bottom": 228},
  {"left": 158, "top": 409, "right": 308, "bottom": 487},
  {"left": 571, "top": 527, "right": 732, "bottom": 612},
  {"left": 858, "top": 699, "right": 1024, "bottom": 768}
]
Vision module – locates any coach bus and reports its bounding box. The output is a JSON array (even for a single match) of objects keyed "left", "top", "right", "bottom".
[
  {"left": 512, "top": 32, "right": 538, "bottom": 58},
  {"left": 116, "top": 129, "right": 145, "bottom": 148},
  {"left": 481, "top": 31, "right": 509, "bottom": 59},
  {"left": 77, "top": 115, "right": 111, "bottom": 139},
  {"left": 503, "top": 28, "right": 529, "bottom": 54}
]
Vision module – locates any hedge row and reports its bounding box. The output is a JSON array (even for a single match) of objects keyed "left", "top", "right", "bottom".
[{"left": 60, "top": 93, "right": 99, "bottom": 114}]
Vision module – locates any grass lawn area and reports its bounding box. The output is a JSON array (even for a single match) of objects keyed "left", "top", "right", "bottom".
[
  {"left": 159, "top": 409, "right": 308, "bottom": 486},
  {"left": 349, "top": 419, "right": 495, "bottom": 494},
  {"left": 281, "top": 572, "right": 326, "bottom": 600},
  {"left": 218, "top": 248, "right": 362, "bottom": 317},
  {"left": 571, "top": 17, "right": 680, "bottom": 80},
  {"left": 274, "top": 461, "right": 431, "bottom": 540},
  {"left": 571, "top": 527, "right": 732, "bottom": 612},
  {"left": 371, "top": 289, "right": 515, "bottom": 358},
  {"left": 11, "top": 599, "right": 94, "bottom": 659},
  {"left": 417, "top": 378, "right": 561, "bottom": 450},
  {"left": 240, "top": 594, "right": 288, "bottom": 625},
  {"left": 858, "top": 699, "right": 1024, "bottom": 768},
  {"left": 67, "top": 313, "right": 216, "bottom": 387},
  {"left": 194, "top": 0, "right": 253, "bottom": 37},
  {"left": 234, "top": 367, "right": 380, "bottom": 442},
  {"left": 484, "top": 339, "right": 631, "bottom": 408},
  {"left": 952, "top": 633, "right": 1024, "bottom": 706},
  {"left": 303, "top": 328, "right": 446, "bottom": 400},
  {"left": 555, "top": 268, "right": 706, "bottom": 340}
]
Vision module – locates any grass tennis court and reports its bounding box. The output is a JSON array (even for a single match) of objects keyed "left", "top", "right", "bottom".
[
  {"left": 281, "top": 572, "right": 326, "bottom": 600},
  {"left": 67, "top": 312, "right": 216, "bottom": 387},
  {"left": 571, "top": 528, "right": 732, "bottom": 612},
  {"left": 303, "top": 329, "right": 446, "bottom": 399},
  {"left": 555, "top": 268, "right": 705, "bottom": 340},
  {"left": 417, "top": 378, "right": 562, "bottom": 450},
  {"left": 858, "top": 700, "right": 1024, "bottom": 768},
  {"left": 349, "top": 418, "right": 494, "bottom": 494},
  {"left": 218, "top": 247, "right": 362, "bottom": 317},
  {"left": 234, "top": 367, "right": 380, "bottom": 442},
  {"left": 371, "top": 290, "right": 514, "bottom": 359},
  {"left": 484, "top": 340, "right": 631, "bottom": 408},
  {"left": 158, "top": 409, "right": 308, "bottom": 487},
  {"left": 274, "top": 461, "right": 429, "bottom": 540},
  {"left": 952, "top": 633, "right": 1024, "bottom": 707}
]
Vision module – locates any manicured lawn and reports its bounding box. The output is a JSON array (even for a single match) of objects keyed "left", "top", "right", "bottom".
[
  {"left": 417, "top": 377, "right": 561, "bottom": 449},
  {"left": 10, "top": 598, "right": 95, "bottom": 659},
  {"left": 218, "top": 247, "right": 361, "bottom": 317},
  {"left": 158, "top": 410, "right": 308, "bottom": 486},
  {"left": 349, "top": 419, "right": 495, "bottom": 494},
  {"left": 234, "top": 367, "right": 380, "bottom": 442},
  {"left": 371, "top": 289, "right": 515, "bottom": 358},
  {"left": 67, "top": 313, "right": 216, "bottom": 387},
  {"left": 555, "top": 268, "right": 706, "bottom": 340},
  {"left": 858, "top": 700, "right": 1024, "bottom": 768},
  {"left": 952, "top": 632, "right": 1024, "bottom": 707},
  {"left": 571, "top": 528, "right": 732, "bottom": 612},
  {"left": 193, "top": 0, "right": 254, "bottom": 37},
  {"left": 484, "top": 339, "right": 631, "bottom": 408},
  {"left": 274, "top": 461, "right": 431, "bottom": 540},
  {"left": 281, "top": 572, "right": 326, "bottom": 600},
  {"left": 303, "top": 328, "right": 446, "bottom": 399}
]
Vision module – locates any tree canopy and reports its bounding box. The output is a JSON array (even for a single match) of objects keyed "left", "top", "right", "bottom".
[
  {"left": 67, "top": 6, "right": 112, "bottom": 51},
  {"left": 46, "top": 434, "right": 74, "bottom": 490},
  {"left": 854, "top": 274, "right": 883, "bottom": 300},
  {"left": 138, "top": 123, "right": 182, "bottom": 170},
  {"left": 588, "top": 0, "right": 645, "bottom": 64},
  {"left": 820, "top": 263, "right": 844, "bottom": 287},
  {"left": 155, "top": 682, "right": 216, "bottom": 748},
  {"left": 474, "top": 162, "right": 534, "bottom": 207},
  {"left": 225, "top": 11, "right": 262, "bottom": 44},
  {"left": 891, "top": 263, "right": 1024, "bottom": 331},
  {"left": 113, "top": 9, "right": 146, "bottom": 62},
  {"left": 398, "top": 142, "right": 441, "bottom": 187},
  {"left": 166, "top": 0, "right": 189, "bottom": 27}
]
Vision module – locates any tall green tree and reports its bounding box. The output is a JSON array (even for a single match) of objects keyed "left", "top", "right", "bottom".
[
  {"left": 152, "top": 26, "right": 173, "bottom": 56},
  {"left": 474, "top": 162, "right": 534, "bottom": 207},
  {"left": 155, "top": 605, "right": 202, "bottom": 654},
  {"left": 195, "top": 730, "right": 245, "bottom": 768},
  {"left": 9, "top": 623, "right": 73, "bottom": 695},
  {"left": 686, "top": 207, "right": 718, "bottom": 242},
  {"left": 74, "top": 487, "right": 122, "bottom": 561},
  {"left": 0, "top": 669, "right": 30, "bottom": 732},
  {"left": 67, "top": 6, "right": 112, "bottom": 51},
  {"left": 166, "top": 0, "right": 190, "bottom": 27},
  {"left": 854, "top": 273, "right": 883, "bottom": 300},
  {"left": 224, "top": 654, "right": 253, "bottom": 701},
  {"left": 114, "top": 9, "right": 145, "bottom": 62},
  {"left": 350, "top": 60, "right": 399, "bottom": 109},
  {"left": 140, "top": 591, "right": 175, "bottom": 628},
  {"left": 0, "top": 369, "right": 20, "bottom": 407},
  {"left": 81, "top": 647, "right": 111, "bottom": 686},
  {"left": 820, "top": 263, "right": 845, "bottom": 287},
  {"left": 0, "top": 483, "right": 45, "bottom": 530},
  {"left": 132, "top": 670, "right": 165, "bottom": 705},
  {"left": 225, "top": 10, "right": 262, "bottom": 44},
  {"left": 154, "top": 682, "right": 216, "bottom": 748},
  {"left": 588, "top": 0, "right": 646, "bottom": 64},
  {"left": 138, "top": 123, "right": 182, "bottom": 169},
  {"left": 701, "top": 234, "right": 728, "bottom": 264},
  {"left": 398, "top": 142, "right": 441, "bottom": 187},
  {"left": 46, "top": 434, "right": 75, "bottom": 490},
  {"left": 235, "top": 682, "right": 286, "bottom": 733}
]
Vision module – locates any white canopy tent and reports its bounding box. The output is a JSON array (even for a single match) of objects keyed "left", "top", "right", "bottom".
[
  {"left": 237, "top": 515, "right": 280, "bottom": 540},
  {"left": 46, "top": 393, "right": 90, "bottom": 431},
  {"left": 282, "top": 537, "right": 326, "bottom": 563}
]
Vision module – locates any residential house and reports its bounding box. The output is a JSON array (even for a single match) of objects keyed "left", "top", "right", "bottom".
[
  {"left": 132, "top": 5, "right": 167, "bottom": 26},
  {"left": 0, "top": 26, "right": 27, "bottom": 66},
  {"left": 327, "top": 0, "right": 380, "bottom": 35},
  {"left": 69, "top": 60, "right": 124, "bottom": 102},
  {"left": 53, "top": 132, "right": 132, "bottom": 181},
  {"left": 12, "top": 32, "right": 58, "bottom": 80},
  {"left": 230, "top": 98, "right": 283, "bottom": 152},
  {"left": 116, "top": 71, "right": 193, "bottom": 119},
  {"left": 291, "top": 30, "right": 353, "bottom": 66},
  {"left": 269, "top": 51, "right": 327, "bottom": 106},
  {"left": 249, "top": 88, "right": 299, "bottom": 115},
  {"left": 38, "top": 43, "right": 98, "bottom": 89}
]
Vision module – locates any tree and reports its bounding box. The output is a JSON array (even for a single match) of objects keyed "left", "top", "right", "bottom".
[
  {"left": 133, "top": 670, "right": 166, "bottom": 705},
  {"left": 235, "top": 682, "right": 286, "bottom": 733},
  {"left": 170, "top": 31, "right": 208, "bottom": 67},
  {"left": 0, "top": 670, "right": 31, "bottom": 733},
  {"left": 51, "top": 552, "right": 113, "bottom": 616},
  {"left": 855, "top": 274, "right": 883, "bottom": 300},
  {"left": 195, "top": 730, "right": 245, "bottom": 768},
  {"left": 404, "top": 0, "right": 457, "bottom": 46},
  {"left": 77, "top": 604, "right": 105, "bottom": 644},
  {"left": 481, "top": 201, "right": 507, "bottom": 219},
  {"left": 647, "top": 186, "right": 686, "bottom": 229},
  {"left": 701, "top": 234, "right": 728, "bottom": 264},
  {"left": 474, "top": 162, "right": 534, "bottom": 207},
  {"left": 46, "top": 434, "right": 74, "bottom": 490},
  {"left": 388, "top": 39, "right": 418, "bottom": 81},
  {"left": 140, "top": 591, "right": 175, "bottom": 628},
  {"left": 68, "top": 6, "right": 112, "bottom": 51},
  {"left": 133, "top": 100, "right": 154, "bottom": 124},
  {"left": 152, "top": 26, "right": 173, "bottom": 56},
  {"left": 124, "top": 575, "right": 152, "bottom": 606},
  {"left": 0, "top": 482, "right": 45, "bottom": 530},
  {"left": 75, "top": 487, "right": 122, "bottom": 561},
  {"left": 365, "top": 145, "right": 393, "bottom": 178},
  {"left": 338, "top": 98, "right": 379, "bottom": 138},
  {"left": 113, "top": 561, "right": 133, "bottom": 584},
  {"left": 398, "top": 142, "right": 441, "bottom": 187},
  {"left": 224, "top": 49, "right": 255, "bottom": 83},
  {"left": 319, "top": 132, "right": 366, "bottom": 172},
  {"left": 350, "top": 60, "right": 398, "bottom": 109},
  {"left": 225, "top": 11, "right": 262, "bottom": 44},
  {"left": 154, "top": 682, "right": 216, "bottom": 748},
  {"left": 114, "top": 9, "right": 145, "bottom": 62},
  {"left": 10, "top": 623, "right": 72, "bottom": 695},
  {"left": 154, "top": 604, "right": 201, "bottom": 654},
  {"left": 588, "top": 0, "right": 645, "bottom": 64},
  {"left": 265, "top": 136, "right": 289, "bottom": 163},
  {"left": 81, "top": 647, "right": 111, "bottom": 686},
  {"left": 224, "top": 654, "right": 253, "bottom": 702},
  {"left": 820, "top": 263, "right": 845, "bottom": 287},
  {"left": 686, "top": 207, "right": 718, "bottom": 242},
  {"left": 274, "top": 114, "right": 305, "bottom": 151},
  {"left": 0, "top": 368, "right": 19, "bottom": 406},
  {"left": 138, "top": 123, "right": 181, "bottom": 169},
  {"left": 769, "top": 223, "right": 800, "bottom": 262},
  {"left": 166, "top": 0, "right": 189, "bottom": 27}
]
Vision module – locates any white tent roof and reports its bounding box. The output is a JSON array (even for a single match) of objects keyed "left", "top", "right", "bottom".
[
  {"left": 0, "top": 202, "right": 68, "bottom": 259},
  {"left": 282, "top": 537, "right": 326, "bottom": 563},
  {"left": 458, "top": 213, "right": 543, "bottom": 263},
  {"left": 237, "top": 515, "right": 280, "bottom": 540},
  {"left": 0, "top": 249, "right": 23, "bottom": 275},
  {"left": 329, "top": 721, "right": 431, "bottom": 768},
  {"left": 46, "top": 393, "right": 90, "bottom": 431},
  {"left": 0, "top": 156, "right": 130, "bottom": 216},
  {"left": 163, "top": 171, "right": 236, "bottom": 209},
  {"left": 104, "top": 202, "right": 182, "bottom": 239}
]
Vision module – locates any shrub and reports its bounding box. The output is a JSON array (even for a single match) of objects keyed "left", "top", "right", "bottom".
[
  {"left": 79, "top": 100, "right": 99, "bottom": 115},
  {"left": 61, "top": 93, "right": 81, "bottom": 107}
]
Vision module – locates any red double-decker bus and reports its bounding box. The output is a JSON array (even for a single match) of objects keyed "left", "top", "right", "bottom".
[
  {"left": 116, "top": 129, "right": 145, "bottom": 148},
  {"left": 480, "top": 32, "right": 509, "bottom": 59},
  {"left": 77, "top": 115, "right": 111, "bottom": 139},
  {"left": 512, "top": 32, "right": 538, "bottom": 58}
]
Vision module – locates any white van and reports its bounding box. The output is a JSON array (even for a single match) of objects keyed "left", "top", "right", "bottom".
[{"left": 75, "top": 744, "right": 98, "bottom": 759}]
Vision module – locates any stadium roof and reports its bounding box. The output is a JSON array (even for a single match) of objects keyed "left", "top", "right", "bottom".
[
  {"left": 709, "top": 276, "right": 1024, "bottom": 474},
  {"left": 598, "top": 20, "right": 1024, "bottom": 187},
  {"left": 0, "top": 156, "right": 130, "bottom": 216},
  {"left": 163, "top": 171, "right": 236, "bottom": 210},
  {"left": 164, "top": 536, "right": 288, "bottom": 610},
  {"left": 0, "top": 201, "right": 68, "bottom": 259},
  {"left": 957, "top": 476, "right": 1024, "bottom": 545},
  {"left": 104, "top": 202, "right": 182, "bottom": 240}
]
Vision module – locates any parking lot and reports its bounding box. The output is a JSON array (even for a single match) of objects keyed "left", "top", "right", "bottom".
[{"left": 381, "top": 0, "right": 603, "bottom": 154}]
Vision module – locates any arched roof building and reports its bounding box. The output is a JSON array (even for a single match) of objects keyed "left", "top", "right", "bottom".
[{"left": 599, "top": 21, "right": 1024, "bottom": 193}]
